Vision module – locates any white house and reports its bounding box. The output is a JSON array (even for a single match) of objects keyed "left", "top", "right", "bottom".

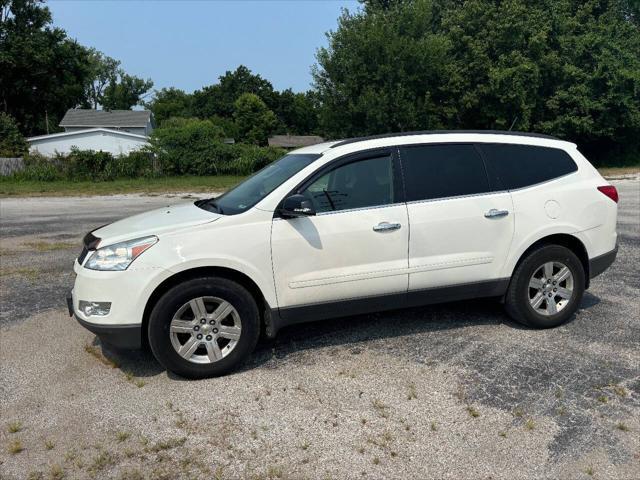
[
  {"left": 28, "top": 128, "right": 150, "bottom": 157},
  {"left": 27, "top": 109, "right": 155, "bottom": 157}
]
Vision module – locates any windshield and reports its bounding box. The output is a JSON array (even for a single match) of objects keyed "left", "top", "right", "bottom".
[{"left": 196, "top": 153, "right": 321, "bottom": 215}]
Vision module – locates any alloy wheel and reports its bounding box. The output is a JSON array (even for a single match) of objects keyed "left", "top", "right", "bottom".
[
  {"left": 528, "top": 261, "right": 574, "bottom": 316},
  {"left": 169, "top": 296, "right": 242, "bottom": 364}
]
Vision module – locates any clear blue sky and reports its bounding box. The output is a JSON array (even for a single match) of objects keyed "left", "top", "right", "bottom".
[{"left": 48, "top": 0, "right": 360, "bottom": 95}]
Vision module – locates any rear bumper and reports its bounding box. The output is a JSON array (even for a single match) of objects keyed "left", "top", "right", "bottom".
[
  {"left": 589, "top": 245, "right": 618, "bottom": 279},
  {"left": 67, "top": 292, "right": 142, "bottom": 349}
]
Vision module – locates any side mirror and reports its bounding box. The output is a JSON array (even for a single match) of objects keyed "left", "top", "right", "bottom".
[{"left": 280, "top": 194, "right": 316, "bottom": 218}]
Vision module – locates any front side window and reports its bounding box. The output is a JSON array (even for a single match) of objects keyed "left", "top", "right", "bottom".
[
  {"left": 479, "top": 144, "right": 577, "bottom": 190},
  {"left": 197, "top": 153, "right": 320, "bottom": 215},
  {"left": 302, "top": 155, "right": 395, "bottom": 213},
  {"left": 400, "top": 144, "right": 490, "bottom": 202}
]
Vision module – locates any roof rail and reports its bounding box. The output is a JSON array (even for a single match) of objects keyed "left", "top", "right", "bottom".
[{"left": 329, "top": 130, "right": 560, "bottom": 148}]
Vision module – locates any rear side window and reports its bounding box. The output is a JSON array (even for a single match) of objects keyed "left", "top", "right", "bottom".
[
  {"left": 400, "top": 144, "right": 490, "bottom": 201},
  {"left": 479, "top": 144, "right": 577, "bottom": 190}
]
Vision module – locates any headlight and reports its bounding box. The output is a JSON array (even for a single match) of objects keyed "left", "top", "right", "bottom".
[{"left": 85, "top": 236, "right": 158, "bottom": 271}]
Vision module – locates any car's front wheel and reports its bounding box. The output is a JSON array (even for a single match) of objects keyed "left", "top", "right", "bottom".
[
  {"left": 148, "top": 277, "right": 260, "bottom": 378},
  {"left": 505, "top": 245, "right": 585, "bottom": 328}
]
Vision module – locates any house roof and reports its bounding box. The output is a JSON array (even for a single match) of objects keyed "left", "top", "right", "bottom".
[
  {"left": 268, "top": 135, "right": 325, "bottom": 148},
  {"left": 28, "top": 128, "right": 149, "bottom": 142},
  {"left": 59, "top": 109, "right": 152, "bottom": 128}
]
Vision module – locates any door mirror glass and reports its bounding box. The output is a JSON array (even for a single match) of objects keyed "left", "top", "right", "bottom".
[{"left": 281, "top": 194, "right": 316, "bottom": 218}]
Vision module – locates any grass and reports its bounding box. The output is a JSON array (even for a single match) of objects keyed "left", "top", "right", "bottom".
[
  {"left": 407, "top": 383, "right": 418, "bottom": 400},
  {"left": 44, "top": 439, "right": 55, "bottom": 450},
  {"left": 0, "top": 175, "right": 245, "bottom": 197},
  {"left": 598, "top": 166, "right": 640, "bottom": 177},
  {"left": 7, "top": 439, "right": 23, "bottom": 454},
  {"left": 23, "top": 240, "right": 75, "bottom": 252},
  {"left": 116, "top": 431, "right": 131, "bottom": 442},
  {"left": 615, "top": 422, "right": 629, "bottom": 432},
  {"left": 584, "top": 466, "right": 594, "bottom": 476},
  {"left": 49, "top": 464, "right": 64, "bottom": 480},
  {"left": 7, "top": 420, "right": 23, "bottom": 433},
  {"left": 0, "top": 267, "right": 39, "bottom": 281},
  {"left": 525, "top": 418, "right": 536, "bottom": 431},
  {"left": 84, "top": 344, "right": 119, "bottom": 368},
  {"left": 466, "top": 406, "right": 480, "bottom": 418}
]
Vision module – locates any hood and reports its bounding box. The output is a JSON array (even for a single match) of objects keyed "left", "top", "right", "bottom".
[{"left": 93, "top": 202, "right": 222, "bottom": 245}]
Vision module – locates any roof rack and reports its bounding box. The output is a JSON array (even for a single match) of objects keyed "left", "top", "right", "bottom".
[{"left": 329, "top": 130, "right": 560, "bottom": 148}]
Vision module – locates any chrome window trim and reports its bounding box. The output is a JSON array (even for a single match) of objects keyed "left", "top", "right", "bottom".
[
  {"left": 405, "top": 189, "right": 508, "bottom": 206},
  {"left": 272, "top": 201, "right": 405, "bottom": 221}
]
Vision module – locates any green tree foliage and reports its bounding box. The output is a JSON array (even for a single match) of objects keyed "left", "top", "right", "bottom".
[
  {"left": 233, "top": 93, "right": 278, "bottom": 145},
  {"left": 101, "top": 72, "right": 153, "bottom": 110},
  {"left": 192, "top": 65, "right": 278, "bottom": 119},
  {"left": 0, "top": 0, "right": 93, "bottom": 135},
  {"left": 274, "top": 89, "right": 319, "bottom": 135},
  {"left": 0, "top": 112, "right": 28, "bottom": 156},
  {"left": 315, "top": 0, "right": 640, "bottom": 163},
  {"left": 147, "top": 116, "right": 283, "bottom": 175},
  {"left": 144, "top": 87, "right": 193, "bottom": 126},
  {"left": 84, "top": 49, "right": 120, "bottom": 109}
]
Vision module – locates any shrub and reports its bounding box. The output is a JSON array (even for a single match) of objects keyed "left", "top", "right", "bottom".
[{"left": 0, "top": 113, "right": 28, "bottom": 157}]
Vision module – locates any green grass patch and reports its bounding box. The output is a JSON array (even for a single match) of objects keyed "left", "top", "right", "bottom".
[{"left": 0, "top": 175, "right": 245, "bottom": 197}]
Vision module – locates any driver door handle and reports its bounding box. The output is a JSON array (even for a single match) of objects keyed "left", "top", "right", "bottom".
[
  {"left": 373, "top": 222, "right": 401, "bottom": 232},
  {"left": 484, "top": 208, "right": 509, "bottom": 219}
]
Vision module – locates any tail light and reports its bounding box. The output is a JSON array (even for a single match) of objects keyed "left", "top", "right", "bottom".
[{"left": 597, "top": 185, "right": 619, "bottom": 203}]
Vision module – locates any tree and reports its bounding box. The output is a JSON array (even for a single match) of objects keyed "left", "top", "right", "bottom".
[
  {"left": 273, "top": 89, "right": 319, "bottom": 135},
  {"left": 84, "top": 49, "right": 120, "bottom": 109},
  {"left": 0, "top": 112, "right": 28, "bottom": 156},
  {"left": 233, "top": 93, "right": 278, "bottom": 145},
  {"left": 314, "top": 0, "right": 640, "bottom": 163},
  {"left": 192, "top": 65, "right": 277, "bottom": 119},
  {"left": 0, "top": 0, "right": 93, "bottom": 135},
  {"left": 101, "top": 72, "right": 153, "bottom": 110},
  {"left": 145, "top": 87, "right": 193, "bottom": 126}
]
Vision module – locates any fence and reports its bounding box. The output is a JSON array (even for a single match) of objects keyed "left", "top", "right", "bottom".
[{"left": 0, "top": 158, "right": 24, "bottom": 176}]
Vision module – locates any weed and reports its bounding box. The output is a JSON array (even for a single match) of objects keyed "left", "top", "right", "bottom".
[
  {"left": 556, "top": 406, "right": 566, "bottom": 416},
  {"left": 45, "top": 439, "right": 55, "bottom": 450},
  {"left": 361, "top": 418, "right": 367, "bottom": 426},
  {"left": 8, "top": 420, "right": 22, "bottom": 433},
  {"left": 116, "top": 431, "right": 131, "bottom": 442},
  {"left": 467, "top": 406, "right": 480, "bottom": 418},
  {"left": 8, "top": 439, "right": 23, "bottom": 454},
  {"left": 372, "top": 399, "right": 389, "bottom": 419},
  {"left": 499, "top": 431, "right": 507, "bottom": 438},
  {"left": 431, "top": 421, "right": 437, "bottom": 431},
  {"left": 555, "top": 388, "right": 564, "bottom": 399},
  {"left": 612, "top": 385, "right": 628, "bottom": 397},
  {"left": 299, "top": 439, "right": 310, "bottom": 451},
  {"left": 616, "top": 422, "right": 629, "bottom": 432},
  {"left": 24, "top": 241, "right": 75, "bottom": 252},
  {"left": 584, "top": 466, "right": 594, "bottom": 476},
  {"left": 525, "top": 419, "right": 536, "bottom": 431},
  {"left": 372, "top": 456, "right": 380, "bottom": 465},
  {"left": 407, "top": 383, "right": 417, "bottom": 400},
  {"left": 597, "top": 395, "right": 608, "bottom": 404},
  {"left": 266, "top": 465, "right": 283, "bottom": 479},
  {"left": 88, "top": 451, "right": 115, "bottom": 473},
  {"left": 0, "top": 267, "right": 39, "bottom": 281},
  {"left": 149, "top": 436, "right": 187, "bottom": 452},
  {"left": 119, "top": 469, "right": 144, "bottom": 480},
  {"left": 513, "top": 407, "right": 524, "bottom": 418},
  {"left": 84, "top": 344, "right": 119, "bottom": 368},
  {"left": 27, "top": 472, "right": 43, "bottom": 480},
  {"left": 49, "top": 464, "right": 64, "bottom": 480},
  {"left": 357, "top": 446, "right": 365, "bottom": 454}
]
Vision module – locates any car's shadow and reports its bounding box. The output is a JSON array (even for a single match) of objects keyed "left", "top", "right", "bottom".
[{"left": 96, "top": 292, "right": 601, "bottom": 380}]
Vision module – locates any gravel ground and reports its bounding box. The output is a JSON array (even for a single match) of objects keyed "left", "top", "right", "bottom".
[{"left": 0, "top": 180, "right": 638, "bottom": 479}]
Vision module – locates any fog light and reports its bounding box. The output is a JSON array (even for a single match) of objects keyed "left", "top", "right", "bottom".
[{"left": 79, "top": 301, "right": 111, "bottom": 317}]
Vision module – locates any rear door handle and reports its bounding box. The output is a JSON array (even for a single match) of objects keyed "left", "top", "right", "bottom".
[
  {"left": 373, "top": 222, "right": 401, "bottom": 232},
  {"left": 484, "top": 209, "right": 509, "bottom": 219}
]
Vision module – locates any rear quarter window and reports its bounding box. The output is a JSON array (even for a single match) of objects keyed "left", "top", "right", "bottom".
[{"left": 479, "top": 144, "right": 577, "bottom": 190}]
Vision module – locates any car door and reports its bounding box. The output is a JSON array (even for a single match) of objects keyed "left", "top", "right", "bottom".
[
  {"left": 400, "top": 143, "right": 515, "bottom": 295},
  {"left": 271, "top": 149, "right": 409, "bottom": 318}
]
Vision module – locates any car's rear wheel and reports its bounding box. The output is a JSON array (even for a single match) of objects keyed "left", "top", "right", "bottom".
[
  {"left": 505, "top": 245, "right": 585, "bottom": 328},
  {"left": 148, "top": 277, "right": 260, "bottom": 378}
]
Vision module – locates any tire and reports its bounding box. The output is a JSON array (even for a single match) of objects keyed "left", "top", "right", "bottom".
[
  {"left": 505, "top": 245, "right": 585, "bottom": 328},
  {"left": 148, "top": 277, "right": 260, "bottom": 379}
]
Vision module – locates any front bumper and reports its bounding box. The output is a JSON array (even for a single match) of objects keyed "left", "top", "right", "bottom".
[
  {"left": 67, "top": 291, "right": 142, "bottom": 349},
  {"left": 589, "top": 244, "right": 618, "bottom": 279}
]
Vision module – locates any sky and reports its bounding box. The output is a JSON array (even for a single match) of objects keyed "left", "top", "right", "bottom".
[{"left": 48, "top": 0, "right": 360, "bottom": 95}]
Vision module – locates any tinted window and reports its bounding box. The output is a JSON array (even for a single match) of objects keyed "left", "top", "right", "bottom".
[
  {"left": 302, "top": 155, "right": 394, "bottom": 213},
  {"left": 400, "top": 144, "right": 490, "bottom": 201},
  {"left": 479, "top": 144, "right": 577, "bottom": 190}
]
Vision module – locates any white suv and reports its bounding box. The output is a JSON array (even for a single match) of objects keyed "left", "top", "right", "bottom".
[{"left": 68, "top": 131, "right": 618, "bottom": 378}]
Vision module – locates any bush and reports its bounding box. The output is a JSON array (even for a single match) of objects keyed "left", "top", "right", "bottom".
[
  {"left": 149, "top": 117, "right": 285, "bottom": 175},
  {"left": 0, "top": 113, "right": 28, "bottom": 157}
]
